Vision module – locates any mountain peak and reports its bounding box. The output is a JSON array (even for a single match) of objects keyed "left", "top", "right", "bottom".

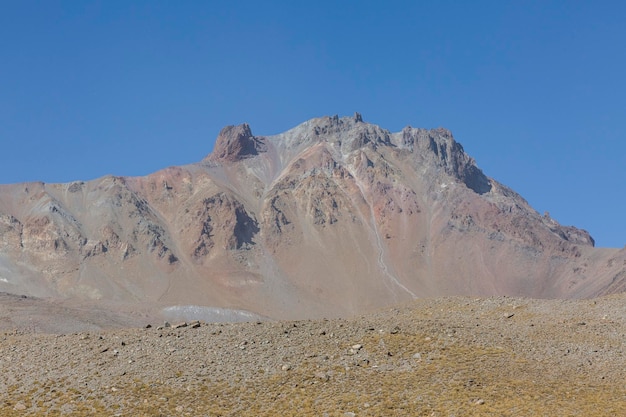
[
  {"left": 205, "top": 123, "right": 267, "bottom": 162},
  {"left": 1, "top": 114, "right": 623, "bottom": 322}
]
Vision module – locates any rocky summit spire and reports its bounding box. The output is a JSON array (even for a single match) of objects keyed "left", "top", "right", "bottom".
[{"left": 205, "top": 123, "right": 267, "bottom": 162}]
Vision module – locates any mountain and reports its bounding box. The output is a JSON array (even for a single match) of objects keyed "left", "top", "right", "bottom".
[{"left": 0, "top": 114, "right": 624, "bottom": 320}]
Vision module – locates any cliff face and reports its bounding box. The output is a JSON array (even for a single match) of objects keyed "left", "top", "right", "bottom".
[{"left": 0, "top": 114, "right": 623, "bottom": 319}]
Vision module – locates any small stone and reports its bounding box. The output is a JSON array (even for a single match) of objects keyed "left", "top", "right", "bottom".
[
  {"left": 175, "top": 405, "right": 184, "bottom": 412},
  {"left": 13, "top": 402, "right": 26, "bottom": 411},
  {"left": 172, "top": 322, "right": 188, "bottom": 329},
  {"left": 474, "top": 398, "right": 485, "bottom": 405},
  {"left": 390, "top": 326, "right": 400, "bottom": 334},
  {"left": 315, "top": 371, "right": 330, "bottom": 382},
  {"left": 145, "top": 324, "right": 152, "bottom": 329},
  {"left": 281, "top": 364, "right": 291, "bottom": 371},
  {"left": 351, "top": 344, "right": 363, "bottom": 351},
  {"left": 344, "top": 412, "right": 356, "bottom": 417},
  {"left": 412, "top": 352, "right": 422, "bottom": 360},
  {"left": 164, "top": 321, "right": 171, "bottom": 328},
  {"left": 190, "top": 320, "right": 201, "bottom": 328}
]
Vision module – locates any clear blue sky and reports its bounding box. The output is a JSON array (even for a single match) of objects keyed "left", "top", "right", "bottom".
[{"left": 1, "top": 1, "right": 624, "bottom": 248}]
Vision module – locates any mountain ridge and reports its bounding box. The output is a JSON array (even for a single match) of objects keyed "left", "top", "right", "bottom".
[{"left": 0, "top": 114, "right": 623, "bottom": 320}]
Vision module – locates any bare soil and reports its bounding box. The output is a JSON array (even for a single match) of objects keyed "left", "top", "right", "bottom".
[{"left": 1, "top": 294, "right": 625, "bottom": 416}]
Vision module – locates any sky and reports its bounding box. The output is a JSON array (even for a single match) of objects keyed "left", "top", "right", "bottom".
[{"left": 1, "top": 1, "right": 624, "bottom": 248}]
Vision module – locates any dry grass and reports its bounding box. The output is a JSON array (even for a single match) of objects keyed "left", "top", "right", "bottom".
[
  {"left": 2, "top": 296, "right": 626, "bottom": 416},
  {"left": 3, "top": 331, "right": 625, "bottom": 416}
]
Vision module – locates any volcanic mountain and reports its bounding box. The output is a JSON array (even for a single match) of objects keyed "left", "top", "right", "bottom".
[{"left": 0, "top": 114, "right": 624, "bottom": 321}]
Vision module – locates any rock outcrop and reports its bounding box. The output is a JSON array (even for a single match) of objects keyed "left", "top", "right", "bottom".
[{"left": 205, "top": 123, "right": 267, "bottom": 162}]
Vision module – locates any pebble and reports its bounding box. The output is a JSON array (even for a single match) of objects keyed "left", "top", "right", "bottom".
[
  {"left": 13, "top": 402, "right": 26, "bottom": 411},
  {"left": 315, "top": 371, "right": 330, "bottom": 382},
  {"left": 347, "top": 344, "right": 363, "bottom": 355}
]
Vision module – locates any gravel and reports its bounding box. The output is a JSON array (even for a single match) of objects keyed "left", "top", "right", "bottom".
[{"left": 1, "top": 294, "right": 626, "bottom": 415}]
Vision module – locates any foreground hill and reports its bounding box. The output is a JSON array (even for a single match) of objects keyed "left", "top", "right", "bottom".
[
  {"left": 0, "top": 114, "right": 625, "bottom": 320},
  {"left": 1, "top": 294, "right": 625, "bottom": 416}
]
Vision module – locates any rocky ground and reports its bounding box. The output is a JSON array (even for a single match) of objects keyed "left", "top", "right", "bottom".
[{"left": 1, "top": 293, "right": 625, "bottom": 416}]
